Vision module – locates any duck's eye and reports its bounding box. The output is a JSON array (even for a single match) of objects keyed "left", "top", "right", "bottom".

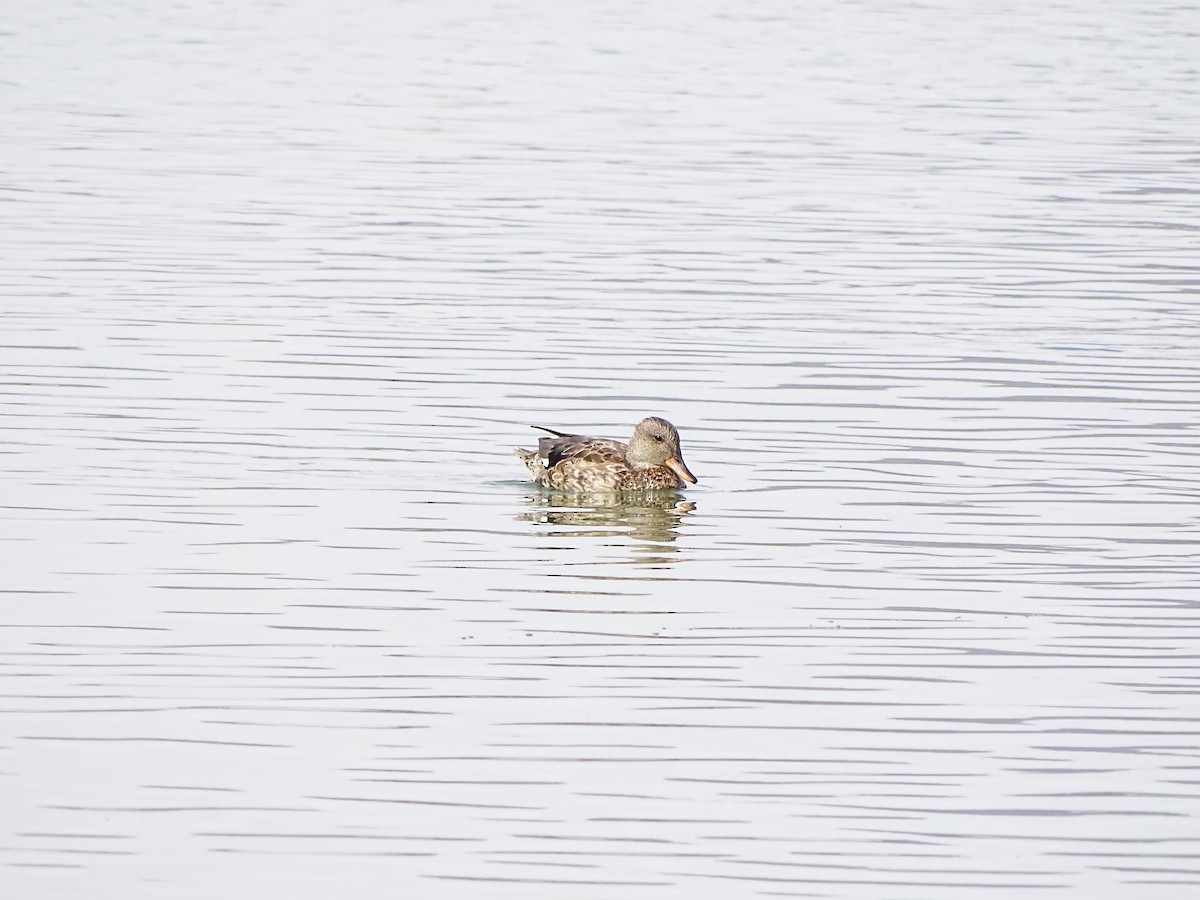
[{"left": 654, "top": 435, "right": 664, "bottom": 442}]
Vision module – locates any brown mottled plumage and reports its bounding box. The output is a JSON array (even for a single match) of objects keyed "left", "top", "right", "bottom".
[{"left": 515, "top": 417, "right": 697, "bottom": 491}]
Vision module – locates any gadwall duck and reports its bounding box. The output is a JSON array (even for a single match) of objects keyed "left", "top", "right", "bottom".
[{"left": 515, "top": 417, "right": 698, "bottom": 491}]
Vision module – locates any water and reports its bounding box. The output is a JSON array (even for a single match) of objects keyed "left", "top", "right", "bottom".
[{"left": 3, "top": 0, "right": 1199, "bottom": 897}]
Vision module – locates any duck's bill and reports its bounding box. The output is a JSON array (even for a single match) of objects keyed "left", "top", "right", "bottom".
[{"left": 666, "top": 457, "right": 698, "bottom": 485}]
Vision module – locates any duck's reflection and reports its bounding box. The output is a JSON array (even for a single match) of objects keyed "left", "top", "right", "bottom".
[{"left": 519, "top": 491, "right": 696, "bottom": 564}]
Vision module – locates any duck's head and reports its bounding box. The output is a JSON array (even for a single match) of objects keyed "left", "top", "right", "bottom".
[{"left": 627, "top": 416, "right": 697, "bottom": 484}]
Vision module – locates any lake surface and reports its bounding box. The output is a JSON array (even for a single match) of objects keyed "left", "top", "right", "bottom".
[{"left": 3, "top": 0, "right": 1199, "bottom": 897}]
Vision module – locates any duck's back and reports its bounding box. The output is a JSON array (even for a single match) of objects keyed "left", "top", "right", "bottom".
[
  {"left": 540, "top": 434, "right": 627, "bottom": 468},
  {"left": 536, "top": 434, "right": 630, "bottom": 490}
]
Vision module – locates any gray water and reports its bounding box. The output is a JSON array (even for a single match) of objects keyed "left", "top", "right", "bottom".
[{"left": 4, "top": 0, "right": 1200, "bottom": 897}]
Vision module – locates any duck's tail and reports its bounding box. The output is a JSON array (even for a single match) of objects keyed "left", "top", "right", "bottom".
[{"left": 514, "top": 446, "right": 547, "bottom": 483}]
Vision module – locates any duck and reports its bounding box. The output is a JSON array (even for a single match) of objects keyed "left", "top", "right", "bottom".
[{"left": 515, "top": 416, "right": 697, "bottom": 491}]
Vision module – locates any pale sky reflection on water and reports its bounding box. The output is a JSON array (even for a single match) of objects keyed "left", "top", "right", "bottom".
[{"left": 3, "top": 1, "right": 1200, "bottom": 898}]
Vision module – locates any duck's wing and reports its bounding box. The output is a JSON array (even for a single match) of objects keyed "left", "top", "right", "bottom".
[{"left": 535, "top": 432, "right": 628, "bottom": 470}]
